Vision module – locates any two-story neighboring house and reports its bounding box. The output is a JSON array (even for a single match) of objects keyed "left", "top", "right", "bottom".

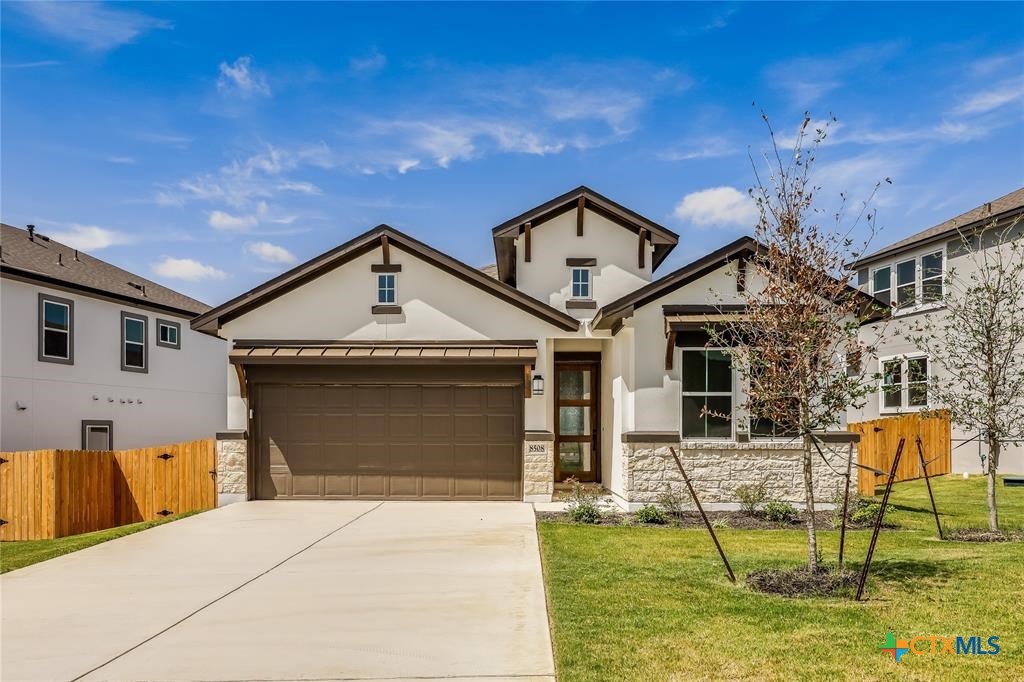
[
  {"left": 849, "top": 188, "right": 1024, "bottom": 474},
  {"left": 1, "top": 224, "right": 226, "bottom": 452},
  {"left": 195, "top": 186, "right": 853, "bottom": 507}
]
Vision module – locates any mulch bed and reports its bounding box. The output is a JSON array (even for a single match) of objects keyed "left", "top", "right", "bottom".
[
  {"left": 945, "top": 528, "right": 1024, "bottom": 543},
  {"left": 746, "top": 566, "right": 858, "bottom": 597},
  {"left": 536, "top": 509, "right": 835, "bottom": 530}
]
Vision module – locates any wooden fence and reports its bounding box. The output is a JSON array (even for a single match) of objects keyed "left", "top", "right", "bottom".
[
  {"left": 0, "top": 438, "right": 215, "bottom": 541},
  {"left": 849, "top": 411, "right": 952, "bottom": 496}
]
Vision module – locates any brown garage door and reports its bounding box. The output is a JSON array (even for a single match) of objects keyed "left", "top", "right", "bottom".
[{"left": 255, "top": 380, "right": 522, "bottom": 500}]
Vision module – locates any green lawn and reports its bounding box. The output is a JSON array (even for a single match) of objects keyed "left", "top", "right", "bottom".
[
  {"left": 539, "top": 475, "right": 1024, "bottom": 681},
  {"left": 0, "top": 511, "right": 200, "bottom": 574}
]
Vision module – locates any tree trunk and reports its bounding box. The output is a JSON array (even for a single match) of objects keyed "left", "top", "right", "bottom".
[
  {"left": 987, "top": 436, "right": 1000, "bottom": 532},
  {"left": 802, "top": 436, "right": 818, "bottom": 570}
]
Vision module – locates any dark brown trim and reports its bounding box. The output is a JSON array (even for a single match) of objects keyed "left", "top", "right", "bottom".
[
  {"left": 638, "top": 227, "right": 647, "bottom": 269},
  {"left": 371, "top": 263, "right": 401, "bottom": 273},
  {"left": 554, "top": 357, "right": 600, "bottom": 483},
  {"left": 525, "top": 430, "right": 555, "bottom": 442},
  {"left": 621, "top": 431, "right": 679, "bottom": 443},
  {"left": 565, "top": 299, "right": 597, "bottom": 309},
  {"left": 216, "top": 430, "right": 247, "bottom": 441},
  {"left": 371, "top": 304, "right": 402, "bottom": 315},
  {"left": 554, "top": 351, "right": 602, "bottom": 363},
  {"left": 576, "top": 196, "right": 585, "bottom": 236},
  {"left": 813, "top": 431, "right": 861, "bottom": 444},
  {"left": 6, "top": 269, "right": 203, "bottom": 319},
  {"left": 38, "top": 292, "right": 74, "bottom": 365},
  {"left": 192, "top": 225, "right": 579, "bottom": 334},
  {"left": 155, "top": 318, "right": 181, "bottom": 349},
  {"left": 380, "top": 234, "right": 390, "bottom": 265},
  {"left": 565, "top": 257, "right": 597, "bottom": 267},
  {"left": 665, "top": 330, "right": 677, "bottom": 370},
  {"left": 737, "top": 256, "right": 746, "bottom": 293},
  {"left": 81, "top": 420, "right": 114, "bottom": 450},
  {"left": 524, "top": 221, "right": 532, "bottom": 263}
]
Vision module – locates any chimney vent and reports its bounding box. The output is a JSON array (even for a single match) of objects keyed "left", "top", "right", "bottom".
[
  {"left": 27, "top": 224, "right": 35, "bottom": 241},
  {"left": 58, "top": 253, "right": 64, "bottom": 266},
  {"left": 74, "top": 249, "right": 80, "bottom": 262}
]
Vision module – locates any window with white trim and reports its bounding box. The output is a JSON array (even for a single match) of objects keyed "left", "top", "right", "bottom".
[
  {"left": 121, "top": 312, "right": 148, "bottom": 372},
  {"left": 571, "top": 267, "right": 591, "bottom": 299},
  {"left": 680, "top": 348, "right": 733, "bottom": 439},
  {"left": 870, "top": 251, "right": 944, "bottom": 309},
  {"left": 156, "top": 319, "right": 180, "bottom": 349},
  {"left": 880, "top": 355, "right": 929, "bottom": 411},
  {"left": 39, "top": 294, "right": 73, "bottom": 363},
  {"left": 377, "top": 274, "right": 395, "bottom": 304}
]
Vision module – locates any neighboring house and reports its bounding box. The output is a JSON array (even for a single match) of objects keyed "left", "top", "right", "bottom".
[
  {"left": 1, "top": 224, "right": 226, "bottom": 452},
  {"left": 849, "top": 188, "right": 1024, "bottom": 474},
  {"left": 195, "top": 186, "right": 852, "bottom": 507}
]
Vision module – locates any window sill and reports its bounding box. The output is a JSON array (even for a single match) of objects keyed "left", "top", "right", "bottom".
[
  {"left": 371, "top": 304, "right": 402, "bottom": 315},
  {"left": 892, "top": 301, "right": 945, "bottom": 317},
  {"left": 566, "top": 299, "right": 597, "bottom": 310},
  {"left": 880, "top": 405, "right": 930, "bottom": 415}
]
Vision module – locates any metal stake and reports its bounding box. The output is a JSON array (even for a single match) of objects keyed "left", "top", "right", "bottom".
[
  {"left": 916, "top": 436, "right": 944, "bottom": 539},
  {"left": 669, "top": 447, "right": 736, "bottom": 583},
  {"left": 855, "top": 437, "right": 905, "bottom": 601},
  {"left": 838, "top": 440, "right": 854, "bottom": 568}
]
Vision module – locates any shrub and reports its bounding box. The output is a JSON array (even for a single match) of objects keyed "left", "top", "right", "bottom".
[
  {"left": 657, "top": 484, "right": 689, "bottom": 518},
  {"left": 735, "top": 479, "right": 769, "bottom": 516},
  {"left": 711, "top": 517, "right": 731, "bottom": 530},
  {"left": 763, "top": 500, "right": 799, "bottom": 524},
  {"left": 850, "top": 502, "right": 885, "bottom": 526},
  {"left": 635, "top": 505, "right": 667, "bottom": 525},
  {"left": 565, "top": 476, "right": 604, "bottom": 524}
]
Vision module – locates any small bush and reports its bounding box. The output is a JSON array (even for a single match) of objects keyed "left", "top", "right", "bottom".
[
  {"left": 711, "top": 517, "right": 731, "bottom": 530},
  {"left": 657, "top": 484, "right": 689, "bottom": 517},
  {"left": 635, "top": 505, "right": 667, "bottom": 525},
  {"left": 569, "top": 503, "right": 602, "bottom": 524},
  {"left": 735, "top": 479, "right": 769, "bottom": 515},
  {"left": 946, "top": 528, "right": 1024, "bottom": 543},
  {"left": 850, "top": 502, "right": 885, "bottom": 526},
  {"left": 763, "top": 500, "right": 799, "bottom": 524}
]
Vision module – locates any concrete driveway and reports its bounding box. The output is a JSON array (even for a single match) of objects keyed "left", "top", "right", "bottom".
[{"left": 1, "top": 501, "right": 555, "bottom": 682}]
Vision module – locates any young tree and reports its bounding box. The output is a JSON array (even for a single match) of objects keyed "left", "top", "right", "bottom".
[
  {"left": 904, "top": 218, "right": 1024, "bottom": 531},
  {"left": 709, "top": 112, "right": 888, "bottom": 570}
]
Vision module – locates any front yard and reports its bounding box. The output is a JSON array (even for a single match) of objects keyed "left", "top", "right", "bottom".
[{"left": 539, "top": 475, "right": 1024, "bottom": 681}]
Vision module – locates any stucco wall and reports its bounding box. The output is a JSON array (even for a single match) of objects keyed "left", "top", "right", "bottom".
[{"left": 1, "top": 278, "right": 226, "bottom": 451}]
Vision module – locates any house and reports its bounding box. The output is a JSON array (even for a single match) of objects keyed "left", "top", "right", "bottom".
[
  {"left": 849, "top": 187, "right": 1024, "bottom": 474},
  {"left": 194, "top": 187, "right": 852, "bottom": 507},
  {"left": 1, "top": 224, "right": 226, "bottom": 452}
]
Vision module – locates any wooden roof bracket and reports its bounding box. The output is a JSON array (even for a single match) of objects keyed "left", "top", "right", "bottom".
[
  {"left": 524, "top": 221, "right": 532, "bottom": 263},
  {"left": 380, "top": 234, "right": 391, "bottom": 265},
  {"left": 638, "top": 227, "right": 647, "bottom": 269},
  {"left": 234, "top": 363, "right": 248, "bottom": 400},
  {"left": 577, "top": 196, "right": 585, "bottom": 236}
]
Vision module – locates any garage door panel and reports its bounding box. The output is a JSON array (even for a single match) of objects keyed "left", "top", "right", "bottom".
[{"left": 257, "top": 380, "right": 521, "bottom": 500}]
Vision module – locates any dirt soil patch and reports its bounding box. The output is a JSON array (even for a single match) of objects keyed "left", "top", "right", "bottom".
[
  {"left": 536, "top": 509, "right": 836, "bottom": 529},
  {"left": 946, "top": 528, "right": 1024, "bottom": 543},
  {"left": 746, "top": 566, "right": 858, "bottom": 597}
]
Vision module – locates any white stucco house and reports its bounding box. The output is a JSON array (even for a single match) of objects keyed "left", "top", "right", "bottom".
[
  {"left": 195, "top": 187, "right": 855, "bottom": 508},
  {"left": 850, "top": 187, "right": 1024, "bottom": 474},
  {"left": 1, "top": 224, "right": 226, "bottom": 452}
]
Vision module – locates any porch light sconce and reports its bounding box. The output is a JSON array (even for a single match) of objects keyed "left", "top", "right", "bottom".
[{"left": 532, "top": 374, "right": 545, "bottom": 396}]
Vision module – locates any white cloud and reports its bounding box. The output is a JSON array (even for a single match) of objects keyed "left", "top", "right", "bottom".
[
  {"left": 764, "top": 43, "right": 902, "bottom": 106},
  {"left": 396, "top": 159, "right": 420, "bottom": 174},
  {"left": 152, "top": 256, "right": 227, "bottom": 281},
  {"left": 659, "top": 136, "right": 736, "bottom": 161},
  {"left": 673, "top": 187, "right": 758, "bottom": 228},
  {"left": 217, "top": 56, "right": 271, "bottom": 98},
  {"left": 350, "top": 48, "right": 387, "bottom": 74},
  {"left": 105, "top": 155, "right": 136, "bottom": 165},
  {"left": 276, "top": 180, "right": 322, "bottom": 195},
  {"left": 540, "top": 87, "right": 646, "bottom": 135},
  {"left": 47, "top": 224, "right": 132, "bottom": 251},
  {"left": 2, "top": 60, "right": 62, "bottom": 69},
  {"left": 208, "top": 210, "right": 258, "bottom": 231},
  {"left": 245, "top": 241, "right": 297, "bottom": 265},
  {"left": 951, "top": 77, "right": 1024, "bottom": 115},
  {"left": 9, "top": 2, "right": 171, "bottom": 51}
]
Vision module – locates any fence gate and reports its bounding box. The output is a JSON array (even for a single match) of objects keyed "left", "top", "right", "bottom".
[{"left": 849, "top": 411, "right": 952, "bottom": 495}]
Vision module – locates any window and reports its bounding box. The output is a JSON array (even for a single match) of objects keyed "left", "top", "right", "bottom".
[
  {"left": 38, "top": 293, "right": 74, "bottom": 364},
  {"left": 871, "top": 266, "right": 891, "bottom": 306},
  {"left": 156, "top": 319, "right": 181, "bottom": 349},
  {"left": 571, "top": 267, "right": 591, "bottom": 299},
  {"left": 121, "top": 312, "right": 148, "bottom": 373},
  {"left": 680, "top": 348, "right": 733, "bottom": 439},
  {"left": 880, "top": 356, "right": 929, "bottom": 411},
  {"left": 81, "top": 420, "right": 113, "bottom": 450},
  {"left": 895, "top": 259, "right": 916, "bottom": 308},
  {"left": 921, "top": 251, "right": 944, "bottom": 303},
  {"left": 377, "top": 274, "right": 395, "bottom": 304}
]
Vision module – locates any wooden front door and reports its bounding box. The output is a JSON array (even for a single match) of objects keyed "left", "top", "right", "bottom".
[{"left": 554, "top": 354, "right": 600, "bottom": 482}]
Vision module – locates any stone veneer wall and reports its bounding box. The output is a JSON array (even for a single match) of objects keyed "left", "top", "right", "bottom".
[
  {"left": 215, "top": 431, "right": 248, "bottom": 506},
  {"left": 523, "top": 438, "right": 554, "bottom": 502},
  {"left": 622, "top": 440, "right": 856, "bottom": 510}
]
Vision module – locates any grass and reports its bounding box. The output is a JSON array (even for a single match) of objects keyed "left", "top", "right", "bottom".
[
  {"left": 0, "top": 511, "right": 201, "bottom": 574},
  {"left": 539, "top": 475, "right": 1024, "bottom": 681}
]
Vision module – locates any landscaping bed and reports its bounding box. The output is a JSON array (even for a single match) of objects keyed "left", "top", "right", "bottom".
[{"left": 536, "top": 508, "right": 836, "bottom": 530}]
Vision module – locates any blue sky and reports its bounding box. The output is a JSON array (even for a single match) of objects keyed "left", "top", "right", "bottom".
[{"left": 2, "top": 1, "right": 1022, "bottom": 304}]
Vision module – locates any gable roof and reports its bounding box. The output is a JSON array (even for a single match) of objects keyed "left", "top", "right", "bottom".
[
  {"left": 592, "top": 235, "right": 884, "bottom": 331},
  {"left": 851, "top": 187, "right": 1024, "bottom": 268},
  {"left": 0, "top": 223, "right": 210, "bottom": 317},
  {"left": 491, "top": 185, "right": 679, "bottom": 285},
  {"left": 191, "top": 224, "right": 580, "bottom": 335},
  {"left": 592, "top": 236, "right": 757, "bottom": 330}
]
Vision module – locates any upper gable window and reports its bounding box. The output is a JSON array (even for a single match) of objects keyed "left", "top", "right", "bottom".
[
  {"left": 39, "top": 294, "right": 74, "bottom": 364},
  {"left": 377, "top": 274, "right": 396, "bottom": 304},
  {"left": 871, "top": 251, "right": 944, "bottom": 310},
  {"left": 571, "top": 268, "right": 591, "bottom": 299}
]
